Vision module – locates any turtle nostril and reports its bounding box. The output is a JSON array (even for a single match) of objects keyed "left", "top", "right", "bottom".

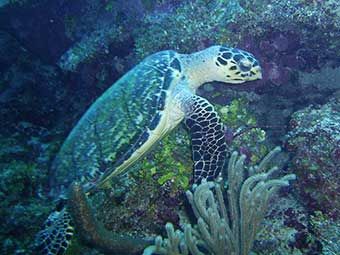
[{"left": 253, "top": 66, "right": 262, "bottom": 73}]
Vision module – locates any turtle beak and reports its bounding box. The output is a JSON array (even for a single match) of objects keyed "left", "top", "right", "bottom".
[
  {"left": 256, "top": 66, "right": 262, "bottom": 79},
  {"left": 250, "top": 66, "right": 262, "bottom": 80}
]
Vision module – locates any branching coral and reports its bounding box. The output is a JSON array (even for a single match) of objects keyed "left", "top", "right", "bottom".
[{"left": 144, "top": 147, "right": 296, "bottom": 255}]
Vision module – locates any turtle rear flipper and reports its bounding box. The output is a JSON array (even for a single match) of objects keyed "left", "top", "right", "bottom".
[
  {"left": 185, "top": 95, "right": 227, "bottom": 183},
  {"left": 35, "top": 208, "right": 74, "bottom": 255}
]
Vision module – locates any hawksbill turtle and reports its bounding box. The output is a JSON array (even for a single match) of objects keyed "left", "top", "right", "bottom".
[{"left": 36, "top": 45, "right": 262, "bottom": 254}]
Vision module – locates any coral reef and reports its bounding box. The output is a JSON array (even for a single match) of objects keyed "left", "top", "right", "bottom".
[
  {"left": 254, "top": 195, "right": 323, "bottom": 254},
  {"left": 232, "top": 0, "right": 340, "bottom": 87},
  {"left": 144, "top": 147, "right": 296, "bottom": 255},
  {"left": 299, "top": 66, "right": 340, "bottom": 92},
  {"left": 68, "top": 182, "right": 152, "bottom": 254},
  {"left": 1, "top": 0, "right": 340, "bottom": 254},
  {"left": 58, "top": 25, "right": 126, "bottom": 72},
  {"left": 133, "top": 0, "right": 244, "bottom": 59},
  {"left": 286, "top": 98, "right": 340, "bottom": 218},
  {"left": 310, "top": 211, "right": 340, "bottom": 255},
  {"left": 215, "top": 97, "right": 269, "bottom": 165},
  {"left": 0, "top": 127, "right": 58, "bottom": 253}
]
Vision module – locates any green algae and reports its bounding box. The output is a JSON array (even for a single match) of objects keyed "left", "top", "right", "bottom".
[
  {"left": 216, "top": 98, "right": 257, "bottom": 127},
  {"left": 216, "top": 98, "right": 269, "bottom": 165},
  {"left": 137, "top": 126, "right": 192, "bottom": 191}
]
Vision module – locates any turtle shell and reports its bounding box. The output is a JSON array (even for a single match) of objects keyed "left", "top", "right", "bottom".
[{"left": 51, "top": 50, "right": 181, "bottom": 193}]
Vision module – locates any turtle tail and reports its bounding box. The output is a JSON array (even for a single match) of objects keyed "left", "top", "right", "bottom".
[{"left": 35, "top": 207, "right": 74, "bottom": 255}]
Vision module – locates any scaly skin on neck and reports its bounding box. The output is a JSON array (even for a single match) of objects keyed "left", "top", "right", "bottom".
[{"left": 179, "top": 47, "right": 220, "bottom": 91}]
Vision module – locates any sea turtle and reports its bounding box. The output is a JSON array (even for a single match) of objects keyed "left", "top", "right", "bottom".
[{"left": 36, "top": 45, "right": 262, "bottom": 254}]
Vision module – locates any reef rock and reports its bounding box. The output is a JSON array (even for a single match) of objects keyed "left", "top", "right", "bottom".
[{"left": 286, "top": 98, "right": 340, "bottom": 218}]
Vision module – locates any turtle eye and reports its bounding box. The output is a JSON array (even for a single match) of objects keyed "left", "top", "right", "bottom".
[{"left": 239, "top": 58, "right": 252, "bottom": 72}]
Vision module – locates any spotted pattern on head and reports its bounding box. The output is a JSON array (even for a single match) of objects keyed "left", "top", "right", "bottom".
[{"left": 215, "top": 46, "right": 261, "bottom": 83}]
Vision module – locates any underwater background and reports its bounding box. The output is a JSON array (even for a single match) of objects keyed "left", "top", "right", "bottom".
[{"left": 0, "top": 0, "right": 339, "bottom": 254}]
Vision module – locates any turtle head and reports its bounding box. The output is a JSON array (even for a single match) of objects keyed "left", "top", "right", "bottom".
[
  {"left": 212, "top": 46, "right": 262, "bottom": 84},
  {"left": 181, "top": 45, "right": 262, "bottom": 89}
]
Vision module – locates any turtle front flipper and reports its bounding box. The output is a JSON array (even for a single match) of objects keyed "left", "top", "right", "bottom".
[
  {"left": 35, "top": 207, "right": 74, "bottom": 255},
  {"left": 184, "top": 95, "right": 227, "bottom": 183}
]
